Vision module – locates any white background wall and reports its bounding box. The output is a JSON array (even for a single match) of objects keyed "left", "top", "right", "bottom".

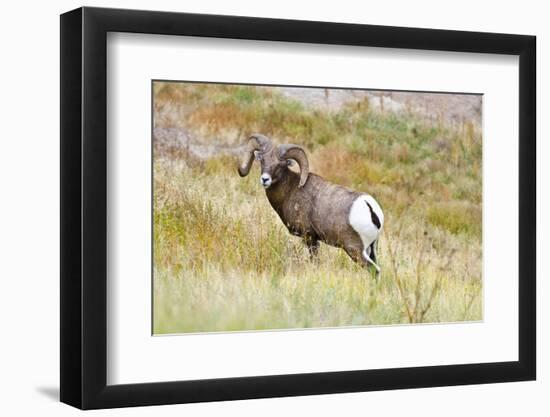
[{"left": 0, "top": 0, "right": 545, "bottom": 415}]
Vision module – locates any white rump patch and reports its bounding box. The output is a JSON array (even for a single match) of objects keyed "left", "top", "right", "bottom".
[{"left": 348, "top": 194, "right": 384, "bottom": 250}]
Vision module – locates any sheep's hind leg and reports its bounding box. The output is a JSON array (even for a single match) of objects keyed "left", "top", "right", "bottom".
[
  {"left": 369, "top": 241, "right": 378, "bottom": 265},
  {"left": 343, "top": 245, "right": 369, "bottom": 268},
  {"left": 363, "top": 242, "right": 381, "bottom": 280}
]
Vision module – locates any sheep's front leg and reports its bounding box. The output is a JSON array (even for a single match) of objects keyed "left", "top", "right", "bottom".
[{"left": 304, "top": 237, "right": 320, "bottom": 262}]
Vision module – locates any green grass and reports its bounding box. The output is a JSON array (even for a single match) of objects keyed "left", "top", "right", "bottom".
[
  {"left": 152, "top": 83, "right": 482, "bottom": 334},
  {"left": 427, "top": 202, "right": 482, "bottom": 237}
]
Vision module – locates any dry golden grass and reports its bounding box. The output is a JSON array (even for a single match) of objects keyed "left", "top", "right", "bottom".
[{"left": 153, "top": 82, "right": 482, "bottom": 334}]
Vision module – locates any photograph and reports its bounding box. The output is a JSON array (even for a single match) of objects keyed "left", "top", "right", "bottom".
[{"left": 152, "top": 81, "right": 483, "bottom": 334}]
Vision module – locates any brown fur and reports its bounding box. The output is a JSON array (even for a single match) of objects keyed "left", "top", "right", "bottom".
[{"left": 238, "top": 134, "right": 374, "bottom": 269}]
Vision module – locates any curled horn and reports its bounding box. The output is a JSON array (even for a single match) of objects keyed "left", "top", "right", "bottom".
[
  {"left": 238, "top": 134, "right": 272, "bottom": 177},
  {"left": 279, "top": 144, "right": 309, "bottom": 187}
]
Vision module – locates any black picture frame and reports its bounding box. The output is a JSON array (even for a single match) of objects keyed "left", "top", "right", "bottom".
[{"left": 60, "top": 6, "right": 536, "bottom": 410}]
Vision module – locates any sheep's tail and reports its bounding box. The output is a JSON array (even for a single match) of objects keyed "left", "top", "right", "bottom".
[{"left": 365, "top": 201, "right": 381, "bottom": 229}]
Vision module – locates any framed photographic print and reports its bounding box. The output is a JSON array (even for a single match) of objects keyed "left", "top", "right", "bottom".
[{"left": 60, "top": 6, "right": 536, "bottom": 409}]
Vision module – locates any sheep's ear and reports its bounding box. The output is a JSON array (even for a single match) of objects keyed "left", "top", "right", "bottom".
[{"left": 278, "top": 144, "right": 309, "bottom": 187}]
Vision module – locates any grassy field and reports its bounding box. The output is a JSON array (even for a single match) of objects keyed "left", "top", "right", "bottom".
[{"left": 153, "top": 82, "right": 482, "bottom": 334}]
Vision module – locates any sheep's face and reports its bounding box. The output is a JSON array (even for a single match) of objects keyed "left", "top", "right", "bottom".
[{"left": 255, "top": 149, "right": 291, "bottom": 189}]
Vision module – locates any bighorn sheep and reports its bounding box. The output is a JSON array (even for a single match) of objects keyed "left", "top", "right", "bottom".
[{"left": 238, "top": 134, "right": 384, "bottom": 277}]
